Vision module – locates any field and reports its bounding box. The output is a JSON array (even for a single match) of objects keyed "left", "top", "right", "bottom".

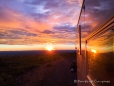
[{"left": 0, "top": 50, "right": 76, "bottom": 86}]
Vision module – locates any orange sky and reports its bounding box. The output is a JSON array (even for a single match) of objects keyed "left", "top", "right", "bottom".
[
  {"left": 0, "top": 0, "right": 82, "bottom": 51},
  {"left": 0, "top": 44, "right": 75, "bottom": 51}
]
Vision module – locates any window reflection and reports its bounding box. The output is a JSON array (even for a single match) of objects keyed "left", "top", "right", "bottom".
[
  {"left": 77, "top": 0, "right": 114, "bottom": 39},
  {"left": 87, "top": 29, "right": 114, "bottom": 86}
]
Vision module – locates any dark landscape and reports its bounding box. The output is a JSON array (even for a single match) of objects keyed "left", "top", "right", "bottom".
[{"left": 0, "top": 50, "right": 77, "bottom": 86}]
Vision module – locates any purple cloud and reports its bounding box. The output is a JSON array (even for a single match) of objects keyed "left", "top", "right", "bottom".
[
  {"left": 0, "top": 0, "right": 80, "bottom": 45},
  {"left": 53, "top": 23, "right": 76, "bottom": 32},
  {"left": 42, "top": 30, "right": 54, "bottom": 34}
]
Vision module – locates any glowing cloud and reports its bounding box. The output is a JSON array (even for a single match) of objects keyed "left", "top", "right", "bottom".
[{"left": 0, "top": 0, "right": 82, "bottom": 50}]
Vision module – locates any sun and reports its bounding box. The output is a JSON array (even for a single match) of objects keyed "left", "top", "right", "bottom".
[
  {"left": 45, "top": 45, "right": 54, "bottom": 51},
  {"left": 91, "top": 49, "right": 97, "bottom": 53}
]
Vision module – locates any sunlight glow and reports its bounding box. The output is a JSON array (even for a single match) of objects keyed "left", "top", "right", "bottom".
[
  {"left": 45, "top": 44, "right": 54, "bottom": 51},
  {"left": 91, "top": 49, "right": 97, "bottom": 53}
]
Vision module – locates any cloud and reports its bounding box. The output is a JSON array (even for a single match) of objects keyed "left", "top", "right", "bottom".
[
  {"left": 53, "top": 23, "right": 76, "bottom": 32},
  {"left": 77, "top": 0, "right": 83, "bottom": 6},
  {"left": 10, "top": 29, "right": 38, "bottom": 36},
  {"left": 85, "top": 0, "right": 114, "bottom": 22},
  {"left": 77, "top": 0, "right": 114, "bottom": 39},
  {"left": 42, "top": 30, "right": 54, "bottom": 34},
  {"left": 0, "top": 0, "right": 81, "bottom": 46}
]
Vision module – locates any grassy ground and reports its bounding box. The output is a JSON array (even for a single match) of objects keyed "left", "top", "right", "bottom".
[{"left": 0, "top": 51, "right": 76, "bottom": 86}]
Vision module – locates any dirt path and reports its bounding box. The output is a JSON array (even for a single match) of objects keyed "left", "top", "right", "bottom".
[{"left": 16, "top": 57, "right": 77, "bottom": 86}]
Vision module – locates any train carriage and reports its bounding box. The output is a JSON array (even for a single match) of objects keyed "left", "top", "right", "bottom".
[{"left": 76, "top": 0, "right": 114, "bottom": 86}]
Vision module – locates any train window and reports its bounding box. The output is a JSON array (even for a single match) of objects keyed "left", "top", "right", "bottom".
[
  {"left": 87, "top": 28, "right": 114, "bottom": 86},
  {"left": 76, "top": 25, "right": 82, "bottom": 55}
]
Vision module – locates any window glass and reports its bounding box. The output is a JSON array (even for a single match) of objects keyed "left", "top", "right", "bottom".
[
  {"left": 77, "top": 0, "right": 114, "bottom": 39},
  {"left": 87, "top": 28, "right": 114, "bottom": 86}
]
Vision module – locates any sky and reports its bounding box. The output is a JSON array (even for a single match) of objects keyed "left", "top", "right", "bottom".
[{"left": 0, "top": 0, "right": 83, "bottom": 51}]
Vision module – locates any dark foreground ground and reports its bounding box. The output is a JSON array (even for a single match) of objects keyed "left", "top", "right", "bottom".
[
  {"left": 16, "top": 57, "right": 77, "bottom": 86},
  {"left": 0, "top": 50, "right": 77, "bottom": 86}
]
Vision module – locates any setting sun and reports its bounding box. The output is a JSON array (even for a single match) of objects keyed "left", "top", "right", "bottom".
[
  {"left": 45, "top": 45, "right": 54, "bottom": 51},
  {"left": 91, "top": 49, "right": 97, "bottom": 53}
]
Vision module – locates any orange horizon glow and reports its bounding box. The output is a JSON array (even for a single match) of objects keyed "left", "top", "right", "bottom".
[{"left": 0, "top": 44, "right": 75, "bottom": 51}]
